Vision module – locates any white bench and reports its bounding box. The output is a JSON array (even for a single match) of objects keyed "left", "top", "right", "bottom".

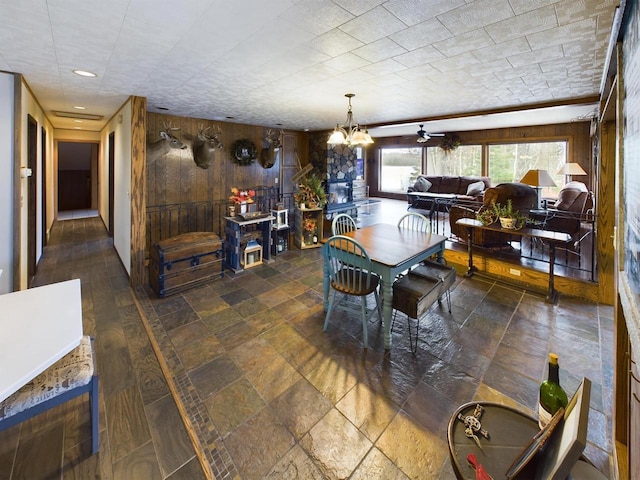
[{"left": 0, "top": 335, "right": 99, "bottom": 454}]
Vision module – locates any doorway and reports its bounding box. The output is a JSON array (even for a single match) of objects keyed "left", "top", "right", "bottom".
[
  {"left": 57, "top": 142, "right": 98, "bottom": 219},
  {"left": 27, "top": 115, "right": 37, "bottom": 283}
]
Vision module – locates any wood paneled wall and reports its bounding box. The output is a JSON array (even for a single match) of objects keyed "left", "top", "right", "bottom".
[
  {"left": 146, "top": 113, "right": 307, "bottom": 208},
  {"left": 368, "top": 121, "right": 593, "bottom": 199},
  {"left": 130, "top": 96, "right": 147, "bottom": 287}
]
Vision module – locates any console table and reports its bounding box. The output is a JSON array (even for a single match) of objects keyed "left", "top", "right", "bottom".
[
  {"left": 0, "top": 279, "right": 83, "bottom": 402},
  {"left": 456, "top": 218, "right": 571, "bottom": 304}
]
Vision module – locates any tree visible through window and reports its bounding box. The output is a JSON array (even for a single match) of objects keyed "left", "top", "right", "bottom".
[
  {"left": 488, "top": 141, "right": 567, "bottom": 197},
  {"left": 379, "top": 147, "right": 422, "bottom": 193},
  {"left": 426, "top": 145, "right": 482, "bottom": 176}
]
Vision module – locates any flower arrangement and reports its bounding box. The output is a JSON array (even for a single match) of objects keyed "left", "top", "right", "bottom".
[
  {"left": 303, "top": 215, "right": 317, "bottom": 233},
  {"left": 229, "top": 187, "right": 255, "bottom": 204},
  {"left": 294, "top": 172, "right": 327, "bottom": 208}
]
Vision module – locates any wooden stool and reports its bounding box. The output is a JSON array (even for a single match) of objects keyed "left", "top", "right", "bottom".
[
  {"left": 410, "top": 260, "right": 456, "bottom": 312},
  {"left": 0, "top": 336, "right": 99, "bottom": 454},
  {"left": 392, "top": 274, "right": 443, "bottom": 353}
]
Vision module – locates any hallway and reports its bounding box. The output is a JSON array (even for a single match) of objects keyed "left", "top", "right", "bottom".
[{"left": 1, "top": 212, "right": 614, "bottom": 479}]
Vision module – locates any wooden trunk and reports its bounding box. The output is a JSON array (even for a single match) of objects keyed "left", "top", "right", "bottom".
[{"left": 149, "top": 232, "right": 223, "bottom": 298}]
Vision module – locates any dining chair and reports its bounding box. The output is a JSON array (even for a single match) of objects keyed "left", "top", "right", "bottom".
[
  {"left": 331, "top": 213, "right": 357, "bottom": 235},
  {"left": 323, "top": 235, "right": 382, "bottom": 348},
  {"left": 397, "top": 212, "right": 431, "bottom": 232}
]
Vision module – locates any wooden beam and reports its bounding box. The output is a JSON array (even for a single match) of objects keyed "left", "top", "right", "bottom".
[{"left": 130, "top": 96, "right": 146, "bottom": 287}]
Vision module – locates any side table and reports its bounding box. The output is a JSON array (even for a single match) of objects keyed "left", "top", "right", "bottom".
[{"left": 448, "top": 402, "right": 539, "bottom": 480}]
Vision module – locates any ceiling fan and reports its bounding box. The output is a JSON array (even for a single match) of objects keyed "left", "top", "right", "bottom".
[{"left": 416, "top": 125, "right": 445, "bottom": 143}]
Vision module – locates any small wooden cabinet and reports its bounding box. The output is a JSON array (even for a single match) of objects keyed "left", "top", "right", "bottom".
[{"left": 295, "top": 207, "right": 323, "bottom": 249}]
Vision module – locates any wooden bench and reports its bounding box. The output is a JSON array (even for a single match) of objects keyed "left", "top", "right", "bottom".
[{"left": 0, "top": 336, "right": 99, "bottom": 454}]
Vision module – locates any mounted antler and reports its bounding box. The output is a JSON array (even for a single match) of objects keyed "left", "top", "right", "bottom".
[
  {"left": 193, "top": 124, "right": 224, "bottom": 169},
  {"left": 260, "top": 128, "right": 282, "bottom": 169},
  {"left": 147, "top": 121, "right": 187, "bottom": 163}
]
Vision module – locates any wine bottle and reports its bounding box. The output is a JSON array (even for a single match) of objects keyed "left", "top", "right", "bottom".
[{"left": 538, "top": 353, "right": 568, "bottom": 429}]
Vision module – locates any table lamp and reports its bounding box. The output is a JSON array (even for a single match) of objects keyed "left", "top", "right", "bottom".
[
  {"left": 557, "top": 163, "right": 587, "bottom": 184},
  {"left": 520, "top": 169, "right": 557, "bottom": 209}
]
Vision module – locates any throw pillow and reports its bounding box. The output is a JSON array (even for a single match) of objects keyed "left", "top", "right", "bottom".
[
  {"left": 414, "top": 177, "right": 432, "bottom": 192},
  {"left": 466, "top": 180, "right": 485, "bottom": 196}
]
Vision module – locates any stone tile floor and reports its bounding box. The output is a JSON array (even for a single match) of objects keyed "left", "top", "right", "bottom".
[
  {"left": 135, "top": 213, "right": 614, "bottom": 479},
  {"left": 0, "top": 199, "right": 614, "bottom": 479}
]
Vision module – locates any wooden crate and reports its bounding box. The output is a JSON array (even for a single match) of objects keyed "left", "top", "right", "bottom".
[{"left": 149, "top": 232, "right": 223, "bottom": 298}]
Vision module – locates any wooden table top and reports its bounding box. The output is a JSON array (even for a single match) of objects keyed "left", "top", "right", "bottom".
[
  {"left": 455, "top": 217, "right": 571, "bottom": 243},
  {"left": 345, "top": 223, "right": 447, "bottom": 267}
]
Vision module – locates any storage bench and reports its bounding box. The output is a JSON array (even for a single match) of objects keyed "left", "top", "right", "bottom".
[{"left": 149, "top": 232, "right": 224, "bottom": 298}]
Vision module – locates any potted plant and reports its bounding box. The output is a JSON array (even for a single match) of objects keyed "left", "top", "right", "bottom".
[
  {"left": 294, "top": 172, "right": 327, "bottom": 209},
  {"left": 492, "top": 199, "right": 527, "bottom": 230},
  {"left": 476, "top": 199, "right": 529, "bottom": 229}
]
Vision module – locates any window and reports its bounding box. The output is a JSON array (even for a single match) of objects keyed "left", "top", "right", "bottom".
[
  {"left": 379, "top": 147, "right": 422, "bottom": 193},
  {"left": 426, "top": 145, "right": 482, "bottom": 176},
  {"left": 488, "top": 141, "right": 567, "bottom": 197}
]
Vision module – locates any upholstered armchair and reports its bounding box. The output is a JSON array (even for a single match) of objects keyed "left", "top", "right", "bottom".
[
  {"left": 449, "top": 182, "right": 538, "bottom": 246},
  {"left": 531, "top": 181, "right": 592, "bottom": 237}
]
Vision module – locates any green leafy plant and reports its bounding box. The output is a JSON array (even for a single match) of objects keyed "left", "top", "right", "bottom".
[
  {"left": 439, "top": 133, "right": 461, "bottom": 152},
  {"left": 476, "top": 199, "right": 531, "bottom": 230},
  {"left": 294, "top": 172, "right": 327, "bottom": 208}
]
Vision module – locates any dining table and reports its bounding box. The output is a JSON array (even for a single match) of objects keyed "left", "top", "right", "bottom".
[{"left": 322, "top": 223, "right": 447, "bottom": 349}]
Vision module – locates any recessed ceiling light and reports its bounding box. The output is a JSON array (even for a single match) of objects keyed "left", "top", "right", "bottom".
[
  {"left": 73, "top": 105, "right": 86, "bottom": 110},
  {"left": 74, "top": 127, "right": 82, "bottom": 129},
  {"left": 156, "top": 107, "right": 169, "bottom": 111},
  {"left": 226, "top": 116, "right": 235, "bottom": 120},
  {"left": 74, "top": 119, "right": 83, "bottom": 123},
  {"left": 72, "top": 69, "right": 97, "bottom": 77}
]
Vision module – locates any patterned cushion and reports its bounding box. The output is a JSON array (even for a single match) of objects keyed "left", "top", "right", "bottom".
[
  {"left": 0, "top": 336, "right": 94, "bottom": 420},
  {"left": 413, "top": 177, "right": 432, "bottom": 192}
]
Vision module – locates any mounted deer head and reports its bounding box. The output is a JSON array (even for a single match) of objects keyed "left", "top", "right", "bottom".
[
  {"left": 192, "top": 124, "right": 223, "bottom": 169},
  {"left": 147, "top": 121, "right": 187, "bottom": 163},
  {"left": 260, "top": 128, "right": 282, "bottom": 169}
]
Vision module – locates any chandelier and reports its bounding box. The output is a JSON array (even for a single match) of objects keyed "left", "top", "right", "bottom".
[{"left": 327, "top": 93, "right": 374, "bottom": 146}]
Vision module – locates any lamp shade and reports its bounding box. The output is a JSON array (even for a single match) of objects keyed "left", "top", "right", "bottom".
[
  {"left": 557, "top": 163, "right": 587, "bottom": 175},
  {"left": 519, "top": 169, "right": 557, "bottom": 187}
]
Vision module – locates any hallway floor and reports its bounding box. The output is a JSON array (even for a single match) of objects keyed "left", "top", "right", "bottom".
[{"left": 0, "top": 203, "right": 614, "bottom": 479}]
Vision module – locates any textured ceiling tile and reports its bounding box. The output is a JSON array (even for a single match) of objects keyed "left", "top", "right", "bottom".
[
  {"left": 484, "top": 5, "right": 558, "bottom": 43},
  {"left": 383, "top": 0, "right": 465, "bottom": 26},
  {"left": 332, "top": 0, "right": 385, "bottom": 16},
  {"left": 437, "top": 0, "right": 514, "bottom": 35},
  {"left": 395, "top": 63, "right": 440, "bottom": 81},
  {"left": 339, "top": 6, "right": 408, "bottom": 44},
  {"left": 527, "top": 18, "right": 596, "bottom": 50},
  {"left": 433, "top": 29, "right": 494, "bottom": 58},
  {"left": 467, "top": 59, "right": 512, "bottom": 77},
  {"left": 323, "top": 52, "right": 371, "bottom": 72},
  {"left": 507, "top": 45, "right": 564, "bottom": 68},
  {"left": 473, "top": 37, "right": 531, "bottom": 63},
  {"left": 508, "top": 0, "right": 557, "bottom": 16},
  {"left": 430, "top": 52, "right": 482, "bottom": 73},
  {"left": 555, "top": 0, "right": 618, "bottom": 25},
  {"left": 309, "top": 29, "right": 365, "bottom": 57},
  {"left": 389, "top": 19, "right": 453, "bottom": 50},
  {"left": 281, "top": 0, "right": 354, "bottom": 36},
  {"left": 394, "top": 46, "right": 445, "bottom": 68},
  {"left": 360, "top": 58, "right": 407, "bottom": 76},
  {"left": 352, "top": 38, "right": 407, "bottom": 63}
]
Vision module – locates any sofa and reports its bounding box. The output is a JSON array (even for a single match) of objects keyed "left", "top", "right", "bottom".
[
  {"left": 407, "top": 175, "right": 491, "bottom": 212},
  {"left": 449, "top": 182, "right": 538, "bottom": 246}
]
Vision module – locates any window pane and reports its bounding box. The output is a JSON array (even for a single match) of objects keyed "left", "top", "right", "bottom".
[
  {"left": 379, "top": 147, "right": 422, "bottom": 193},
  {"left": 426, "top": 145, "right": 482, "bottom": 176},
  {"left": 488, "top": 142, "right": 567, "bottom": 197}
]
